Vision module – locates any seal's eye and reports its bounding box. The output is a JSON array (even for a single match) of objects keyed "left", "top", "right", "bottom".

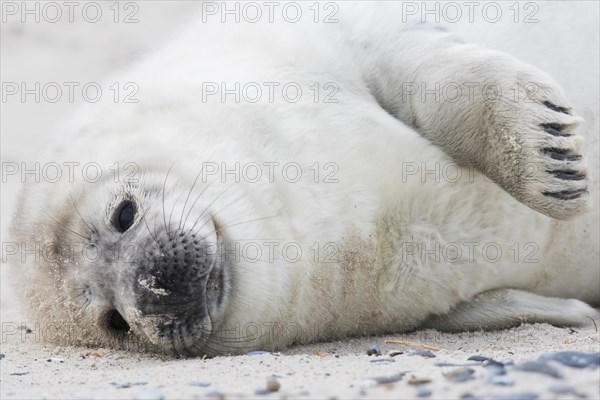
[{"left": 112, "top": 200, "right": 136, "bottom": 233}]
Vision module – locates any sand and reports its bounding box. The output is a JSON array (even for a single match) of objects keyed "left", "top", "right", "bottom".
[
  {"left": 2, "top": 319, "right": 599, "bottom": 399},
  {"left": 1, "top": 2, "right": 599, "bottom": 399}
]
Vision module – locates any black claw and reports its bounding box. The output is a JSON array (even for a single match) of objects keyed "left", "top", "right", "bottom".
[
  {"left": 542, "top": 148, "right": 582, "bottom": 161},
  {"left": 542, "top": 101, "right": 571, "bottom": 115},
  {"left": 543, "top": 189, "right": 587, "bottom": 200},
  {"left": 547, "top": 170, "right": 586, "bottom": 181},
  {"left": 540, "top": 123, "right": 571, "bottom": 137}
]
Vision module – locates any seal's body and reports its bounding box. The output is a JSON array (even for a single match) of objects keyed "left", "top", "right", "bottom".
[{"left": 10, "top": 4, "right": 598, "bottom": 356}]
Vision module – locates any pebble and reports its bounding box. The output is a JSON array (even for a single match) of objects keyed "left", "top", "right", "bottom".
[
  {"left": 189, "top": 382, "right": 211, "bottom": 387},
  {"left": 467, "top": 355, "right": 490, "bottom": 362},
  {"left": 408, "top": 376, "right": 432, "bottom": 385},
  {"left": 514, "top": 361, "right": 562, "bottom": 379},
  {"left": 539, "top": 351, "right": 600, "bottom": 369},
  {"left": 133, "top": 388, "right": 165, "bottom": 400},
  {"left": 111, "top": 382, "right": 148, "bottom": 389},
  {"left": 416, "top": 387, "right": 432, "bottom": 397},
  {"left": 266, "top": 377, "right": 281, "bottom": 392},
  {"left": 435, "top": 362, "right": 479, "bottom": 367},
  {"left": 0, "top": 354, "right": 5, "bottom": 360},
  {"left": 488, "top": 392, "right": 538, "bottom": 400},
  {"left": 486, "top": 375, "right": 515, "bottom": 386},
  {"left": 369, "top": 358, "right": 395, "bottom": 363},
  {"left": 389, "top": 351, "right": 404, "bottom": 357},
  {"left": 368, "top": 373, "right": 407, "bottom": 385},
  {"left": 548, "top": 382, "right": 576, "bottom": 394},
  {"left": 205, "top": 391, "right": 226, "bottom": 399},
  {"left": 246, "top": 351, "right": 271, "bottom": 356},
  {"left": 10, "top": 372, "right": 29, "bottom": 376},
  {"left": 444, "top": 367, "right": 475, "bottom": 382},
  {"left": 412, "top": 350, "right": 436, "bottom": 358},
  {"left": 366, "top": 346, "right": 381, "bottom": 356}
]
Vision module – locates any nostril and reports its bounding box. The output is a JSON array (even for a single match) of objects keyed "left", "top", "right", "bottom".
[{"left": 105, "top": 309, "right": 130, "bottom": 334}]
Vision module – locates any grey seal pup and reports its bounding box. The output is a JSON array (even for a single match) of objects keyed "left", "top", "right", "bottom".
[{"left": 8, "top": 3, "right": 598, "bottom": 356}]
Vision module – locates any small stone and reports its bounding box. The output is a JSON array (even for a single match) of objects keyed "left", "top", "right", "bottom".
[
  {"left": 539, "top": 351, "right": 600, "bottom": 369},
  {"left": 366, "top": 346, "right": 381, "bottom": 356},
  {"left": 112, "top": 382, "right": 147, "bottom": 389},
  {"left": 444, "top": 367, "right": 475, "bottom": 382},
  {"left": 266, "top": 377, "right": 280, "bottom": 392},
  {"left": 246, "top": 351, "right": 271, "bottom": 356},
  {"left": 416, "top": 387, "right": 432, "bottom": 398},
  {"left": 0, "top": 354, "right": 5, "bottom": 360},
  {"left": 133, "top": 388, "right": 165, "bottom": 400},
  {"left": 189, "top": 382, "right": 211, "bottom": 387},
  {"left": 389, "top": 351, "right": 404, "bottom": 357},
  {"left": 371, "top": 373, "right": 407, "bottom": 384},
  {"left": 486, "top": 375, "right": 515, "bottom": 386},
  {"left": 10, "top": 372, "right": 29, "bottom": 376},
  {"left": 488, "top": 393, "right": 538, "bottom": 400},
  {"left": 412, "top": 350, "right": 436, "bottom": 358},
  {"left": 467, "top": 355, "right": 490, "bottom": 362},
  {"left": 408, "top": 376, "right": 432, "bottom": 385},
  {"left": 369, "top": 358, "right": 395, "bottom": 363},
  {"left": 514, "top": 361, "right": 562, "bottom": 378},
  {"left": 548, "top": 383, "right": 576, "bottom": 394},
  {"left": 435, "top": 362, "right": 479, "bottom": 367},
  {"left": 205, "top": 391, "right": 226, "bottom": 399}
]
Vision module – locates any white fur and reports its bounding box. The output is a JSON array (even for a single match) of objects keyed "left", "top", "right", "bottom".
[{"left": 9, "top": 2, "right": 599, "bottom": 354}]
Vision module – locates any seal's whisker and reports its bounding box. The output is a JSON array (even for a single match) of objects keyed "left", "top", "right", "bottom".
[
  {"left": 178, "top": 162, "right": 208, "bottom": 232},
  {"left": 75, "top": 298, "right": 91, "bottom": 318},
  {"left": 185, "top": 183, "right": 237, "bottom": 239},
  {"left": 47, "top": 214, "right": 90, "bottom": 241},
  {"left": 162, "top": 160, "right": 178, "bottom": 239},
  {"left": 141, "top": 210, "right": 161, "bottom": 248},
  {"left": 196, "top": 215, "right": 281, "bottom": 242},
  {"left": 181, "top": 175, "right": 218, "bottom": 232},
  {"left": 192, "top": 194, "right": 245, "bottom": 235},
  {"left": 168, "top": 190, "right": 186, "bottom": 236},
  {"left": 69, "top": 192, "right": 95, "bottom": 235}
]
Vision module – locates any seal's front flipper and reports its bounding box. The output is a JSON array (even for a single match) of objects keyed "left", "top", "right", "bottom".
[{"left": 422, "top": 289, "right": 596, "bottom": 332}]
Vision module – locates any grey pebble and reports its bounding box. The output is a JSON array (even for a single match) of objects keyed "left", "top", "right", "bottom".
[
  {"left": 539, "top": 351, "right": 600, "bottom": 369},
  {"left": 369, "top": 358, "right": 395, "bottom": 363},
  {"left": 111, "top": 382, "right": 148, "bottom": 389},
  {"left": 467, "top": 355, "right": 490, "bottom": 362},
  {"left": 246, "top": 351, "right": 271, "bottom": 356},
  {"left": 514, "top": 361, "right": 562, "bottom": 379},
  {"left": 412, "top": 350, "right": 436, "bottom": 358},
  {"left": 444, "top": 367, "right": 475, "bottom": 382},
  {"left": 205, "top": 391, "right": 226, "bottom": 399},
  {"left": 488, "top": 393, "right": 538, "bottom": 400},
  {"left": 0, "top": 354, "right": 5, "bottom": 360},
  {"left": 189, "top": 382, "right": 211, "bottom": 387},
  {"left": 133, "top": 388, "right": 165, "bottom": 400},
  {"left": 370, "top": 372, "right": 407, "bottom": 384},
  {"left": 435, "top": 362, "right": 479, "bottom": 367},
  {"left": 416, "top": 387, "right": 432, "bottom": 398},
  {"left": 389, "top": 351, "right": 404, "bottom": 357},
  {"left": 548, "top": 383, "right": 576, "bottom": 394},
  {"left": 486, "top": 375, "right": 515, "bottom": 386},
  {"left": 10, "top": 372, "right": 29, "bottom": 376},
  {"left": 366, "top": 345, "right": 381, "bottom": 356}
]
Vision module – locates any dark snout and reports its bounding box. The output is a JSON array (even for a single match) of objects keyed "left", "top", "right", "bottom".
[{"left": 106, "top": 227, "right": 229, "bottom": 356}]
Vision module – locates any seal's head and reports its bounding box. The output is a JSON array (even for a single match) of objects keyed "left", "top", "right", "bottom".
[{"left": 10, "top": 170, "right": 233, "bottom": 357}]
